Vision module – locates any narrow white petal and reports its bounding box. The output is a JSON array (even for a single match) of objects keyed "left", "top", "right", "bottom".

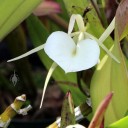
[
  {"left": 7, "top": 44, "right": 44, "bottom": 62},
  {"left": 100, "top": 43, "right": 120, "bottom": 63},
  {"left": 99, "top": 17, "right": 115, "bottom": 44},
  {"left": 75, "top": 14, "right": 85, "bottom": 31},
  {"left": 68, "top": 14, "right": 84, "bottom": 34},
  {"left": 68, "top": 14, "right": 76, "bottom": 34},
  {"left": 40, "top": 62, "right": 58, "bottom": 108}
]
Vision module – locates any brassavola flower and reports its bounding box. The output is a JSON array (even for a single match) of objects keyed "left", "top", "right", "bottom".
[{"left": 7, "top": 14, "right": 119, "bottom": 108}]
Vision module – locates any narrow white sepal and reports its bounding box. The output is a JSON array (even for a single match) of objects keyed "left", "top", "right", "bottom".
[
  {"left": 75, "top": 14, "right": 85, "bottom": 31},
  {"left": 98, "top": 17, "right": 115, "bottom": 44},
  {"left": 100, "top": 43, "right": 120, "bottom": 63},
  {"left": 68, "top": 14, "right": 85, "bottom": 34},
  {"left": 7, "top": 44, "right": 44, "bottom": 62},
  {"left": 44, "top": 31, "right": 100, "bottom": 73},
  {"left": 40, "top": 62, "right": 58, "bottom": 108},
  {"left": 68, "top": 14, "right": 76, "bottom": 34}
]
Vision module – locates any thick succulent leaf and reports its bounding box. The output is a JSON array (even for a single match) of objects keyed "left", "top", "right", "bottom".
[
  {"left": 90, "top": 29, "right": 128, "bottom": 125},
  {"left": 26, "top": 15, "right": 86, "bottom": 106},
  {"left": 0, "top": 0, "right": 42, "bottom": 41},
  {"left": 115, "top": 0, "right": 128, "bottom": 40},
  {"left": 107, "top": 116, "right": 128, "bottom": 128}
]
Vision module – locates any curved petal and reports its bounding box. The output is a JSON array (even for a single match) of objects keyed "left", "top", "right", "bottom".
[
  {"left": 75, "top": 14, "right": 85, "bottom": 32},
  {"left": 68, "top": 14, "right": 76, "bottom": 34},
  {"left": 68, "top": 14, "right": 85, "bottom": 34}
]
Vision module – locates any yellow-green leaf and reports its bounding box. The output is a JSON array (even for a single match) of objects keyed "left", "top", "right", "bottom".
[
  {"left": 108, "top": 116, "right": 128, "bottom": 128},
  {"left": 0, "top": 0, "right": 42, "bottom": 41},
  {"left": 90, "top": 29, "right": 128, "bottom": 126}
]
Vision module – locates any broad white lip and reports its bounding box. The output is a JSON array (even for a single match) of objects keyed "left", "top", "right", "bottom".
[{"left": 44, "top": 31, "right": 100, "bottom": 73}]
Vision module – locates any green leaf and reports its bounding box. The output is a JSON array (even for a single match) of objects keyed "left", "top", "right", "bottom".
[
  {"left": 0, "top": 0, "right": 42, "bottom": 41},
  {"left": 107, "top": 116, "right": 128, "bottom": 128},
  {"left": 90, "top": 28, "right": 128, "bottom": 126},
  {"left": 60, "top": 91, "right": 75, "bottom": 128},
  {"left": 115, "top": 0, "right": 128, "bottom": 40},
  {"left": 26, "top": 15, "right": 86, "bottom": 106}
]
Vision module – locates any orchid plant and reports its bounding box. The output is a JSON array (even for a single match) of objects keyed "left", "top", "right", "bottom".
[{"left": 7, "top": 14, "right": 119, "bottom": 108}]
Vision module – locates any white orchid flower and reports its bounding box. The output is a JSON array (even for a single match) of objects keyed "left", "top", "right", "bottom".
[
  {"left": 7, "top": 14, "right": 119, "bottom": 108},
  {"left": 66, "top": 124, "right": 86, "bottom": 128}
]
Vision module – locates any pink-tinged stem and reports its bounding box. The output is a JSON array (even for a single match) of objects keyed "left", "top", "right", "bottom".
[{"left": 88, "top": 92, "right": 113, "bottom": 128}]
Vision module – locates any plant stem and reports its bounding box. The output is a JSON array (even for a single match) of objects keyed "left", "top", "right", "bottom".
[{"left": 90, "top": 0, "right": 104, "bottom": 26}]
